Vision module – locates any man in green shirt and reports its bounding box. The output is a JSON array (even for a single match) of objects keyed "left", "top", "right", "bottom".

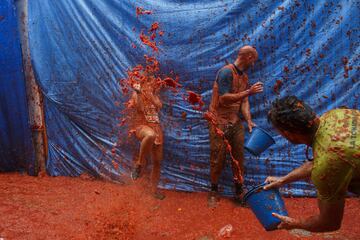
[{"left": 265, "top": 96, "right": 359, "bottom": 232}]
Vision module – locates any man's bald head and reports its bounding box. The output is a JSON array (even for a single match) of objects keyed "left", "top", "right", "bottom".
[
  {"left": 236, "top": 45, "right": 258, "bottom": 70},
  {"left": 238, "top": 45, "right": 258, "bottom": 59}
]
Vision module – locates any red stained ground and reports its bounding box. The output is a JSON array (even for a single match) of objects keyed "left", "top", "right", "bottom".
[{"left": 1, "top": 173, "right": 359, "bottom": 240}]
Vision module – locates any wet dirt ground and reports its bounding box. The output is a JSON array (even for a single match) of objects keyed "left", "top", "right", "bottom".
[{"left": 0, "top": 173, "right": 359, "bottom": 240}]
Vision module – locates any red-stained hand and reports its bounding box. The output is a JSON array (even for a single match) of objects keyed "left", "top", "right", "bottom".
[
  {"left": 247, "top": 120, "right": 256, "bottom": 133},
  {"left": 263, "top": 176, "right": 284, "bottom": 190},
  {"left": 272, "top": 213, "right": 298, "bottom": 230},
  {"left": 249, "top": 82, "right": 264, "bottom": 95}
]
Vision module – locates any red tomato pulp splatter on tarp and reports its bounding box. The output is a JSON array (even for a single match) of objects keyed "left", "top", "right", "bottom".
[
  {"left": 273, "top": 80, "right": 283, "bottom": 94},
  {"left": 342, "top": 56, "right": 352, "bottom": 78},
  {"left": 136, "top": 7, "right": 152, "bottom": 17}
]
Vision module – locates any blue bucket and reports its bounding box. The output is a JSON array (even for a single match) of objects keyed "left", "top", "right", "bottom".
[
  {"left": 245, "top": 127, "right": 275, "bottom": 156},
  {"left": 244, "top": 183, "right": 288, "bottom": 231}
]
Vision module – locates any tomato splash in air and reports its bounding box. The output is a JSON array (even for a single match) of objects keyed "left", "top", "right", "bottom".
[
  {"left": 187, "top": 91, "right": 204, "bottom": 110},
  {"left": 163, "top": 76, "right": 182, "bottom": 89},
  {"left": 149, "top": 22, "right": 159, "bottom": 32},
  {"left": 140, "top": 31, "right": 158, "bottom": 52},
  {"left": 117, "top": 7, "right": 210, "bottom": 180}
]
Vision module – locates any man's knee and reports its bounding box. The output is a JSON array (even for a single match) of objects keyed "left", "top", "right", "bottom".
[
  {"left": 148, "top": 132, "right": 156, "bottom": 141},
  {"left": 143, "top": 130, "right": 156, "bottom": 141}
]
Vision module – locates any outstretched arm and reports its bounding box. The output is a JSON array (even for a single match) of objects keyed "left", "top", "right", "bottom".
[
  {"left": 264, "top": 161, "right": 313, "bottom": 190},
  {"left": 219, "top": 89, "right": 252, "bottom": 105},
  {"left": 273, "top": 198, "right": 344, "bottom": 232},
  {"left": 218, "top": 83, "right": 263, "bottom": 106},
  {"left": 265, "top": 160, "right": 345, "bottom": 232}
]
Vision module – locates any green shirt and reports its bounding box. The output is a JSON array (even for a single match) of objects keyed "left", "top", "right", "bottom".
[{"left": 311, "top": 109, "right": 360, "bottom": 202}]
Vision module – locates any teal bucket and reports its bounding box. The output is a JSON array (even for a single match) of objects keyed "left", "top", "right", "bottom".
[
  {"left": 243, "top": 183, "right": 288, "bottom": 231},
  {"left": 245, "top": 127, "right": 275, "bottom": 156}
]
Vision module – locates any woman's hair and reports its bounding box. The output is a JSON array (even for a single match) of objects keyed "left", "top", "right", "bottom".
[{"left": 268, "top": 96, "right": 317, "bottom": 134}]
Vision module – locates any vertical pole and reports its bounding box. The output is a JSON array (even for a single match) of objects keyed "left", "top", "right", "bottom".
[{"left": 16, "top": 0, "right": 47, "bottom": 176}]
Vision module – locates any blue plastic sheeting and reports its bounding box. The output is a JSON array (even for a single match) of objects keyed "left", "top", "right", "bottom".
[
  {"left": 0, "top": 0, "right": 34, "bottom": 174},
  {"left": 28, "top": 0, "right": 359, "bottom": 196}
]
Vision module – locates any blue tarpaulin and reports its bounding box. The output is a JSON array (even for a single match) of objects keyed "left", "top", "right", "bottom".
[
  {"left": 0, "top": 0, "right": 34, "bottom": 174},
  {"left": 28, "top": 0, "right": 359, "bottom": 196}
]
